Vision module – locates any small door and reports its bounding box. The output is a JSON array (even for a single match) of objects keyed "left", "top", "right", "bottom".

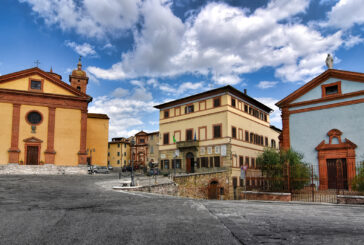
[
  {"left": 26, "top": 146, "right": 39, "bottom": 165},
  {"left": 208, "top": 181, "right": 219, "bottom": 199}
]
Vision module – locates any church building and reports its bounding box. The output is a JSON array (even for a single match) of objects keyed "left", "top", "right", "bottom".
[
  {"left": 0, "top": 59, "right": 109, "bottom": 173},
  {"left": 276, "top": 67, "right": 364, "bottom": 190}
]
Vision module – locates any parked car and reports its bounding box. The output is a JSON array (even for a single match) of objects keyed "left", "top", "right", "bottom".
[{"left": 93, "top": 166, "right": 109, "bottom": 174}]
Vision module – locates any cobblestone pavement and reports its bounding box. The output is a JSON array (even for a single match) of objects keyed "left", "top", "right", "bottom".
[{"left": 0, "top": 175, "right": 364, "bottom": 245}]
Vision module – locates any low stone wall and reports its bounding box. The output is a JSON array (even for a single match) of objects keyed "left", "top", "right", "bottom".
[
  {"left": 0, "top": 164, "right": 88, "bottom": 175},
  {"left": 240, "top": 191, "right": 291, "bottom": 202},
  {"left": 173, "top": 170, "right": 232, "bottom": 200},
  {"left": 337, "top": 195, "right": 364, "bottom": 204},
  {"left": 114, "top": 182, "right": 178, "bottom": 196}
]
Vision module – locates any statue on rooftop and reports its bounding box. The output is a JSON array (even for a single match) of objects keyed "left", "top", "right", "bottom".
[{"left": 326, "top": 54, "right": 333, "bottom": 69}]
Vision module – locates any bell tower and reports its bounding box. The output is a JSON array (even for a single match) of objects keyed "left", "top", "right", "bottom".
[{"left": 69, "top": 56, "right": 89, "bottom": 94}]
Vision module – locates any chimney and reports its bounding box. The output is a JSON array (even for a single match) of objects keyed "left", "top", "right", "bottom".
[{"left": 244, "top": 89, "right": 247, "bottom": 95}]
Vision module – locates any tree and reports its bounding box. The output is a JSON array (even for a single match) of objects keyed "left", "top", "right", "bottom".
[
  {"left": 256, "top": 148, "right": 311, "bottom": 191},
  {"left": 352, "top": 164, "right": 364, "bottom": 192}
]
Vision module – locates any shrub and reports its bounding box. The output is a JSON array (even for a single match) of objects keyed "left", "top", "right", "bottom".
[{"left": 352, "top": 165, "right": 364, "bottom": 192}]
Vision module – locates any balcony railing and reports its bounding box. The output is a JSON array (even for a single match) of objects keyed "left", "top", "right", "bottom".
[{"left": 176, "top": 140, "right": 199, "bottom": 149}]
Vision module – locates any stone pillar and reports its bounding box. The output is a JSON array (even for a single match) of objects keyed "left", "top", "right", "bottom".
[
  {"left": 8, "top": 103, "right": 21, "bottom": 164},
  {"left": 78, "top": 110, "right": 88, "bottom": 165},
  {"left": 44, "top": 107, "right": 56, "bottom": 164},
  {"left": 318, "top": 152, "right": 328, "bottom": 190}
]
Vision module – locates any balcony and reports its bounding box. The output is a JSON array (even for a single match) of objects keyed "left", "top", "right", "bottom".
[{"left": 176, "top": 140, "right": 199, "bottom": 150}]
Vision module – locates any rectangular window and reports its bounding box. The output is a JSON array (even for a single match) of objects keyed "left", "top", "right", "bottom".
[
  {"left": 264, "top": 114, "right": 267, "bottom": 121},
  {"left": 250, "top": 133, "right": 254, "bottom": 143},
  {"left": 213, "top": 125, "right": 221, "bottom": 138},
  {"left": 30, "top": 80, "right": 42, "bottom": 90},
  {"left": 118, "top": 144, "right": 120, "bottom": 148},
  {"left": 231, "top": 98, "right": 236, "bottom": 107},
  {"left": 232, "top": 126, "right": 237, "bottom": 139},
  {"left": 124, "top": 160, "right": 126, "bottom": 165},
  {"left": 164, "top": 160, "right": 169, "bottom": 169},
  {"left": 139, "top": 138, "right": 145, "bottom": 143},
  {"left": 213, "top": 97, "right": 221, "bottom": 107},
  {"left": 164, "top": 110, "right": 169, "bottom": 118},
  {"left": 245, "top": 157, "right": 250, "bottom": 167},
  {"left": 265, "top": 137, "right": 268, "bottom": 146},
  {"left": 239, "top": 156, "right": 244, "bottom": 166},
  {"left": 117, "top": 152, "right": 120, "bottom": 156},
  {"left": 186, "top": 129, "right": 193, "bottom": 141},
  {"left": 214, "top": 156, "right": 220, "bottom": 167},
  {"left": 196, "top": 158, "right": 200, "bottom": 168},
  {"left": 184, "top": 105, "right": 194, "bottom": 114},
  {"left": 251, "top": 158, "right": 255, "bottom": 169},
  {"left": 209, "top": 157, "right": 214, "bottom": 168},
  {"left": 201, "top": 157, "right": 208, "bottom": 168},
  {"left": 163, "top": 133, "right": 169, "bottom": 145},
  {"left": 160, "top": 160, "right": 163, "bottom": 169},
  {"left": 271, "top": 139, "right": 276, "bottom": 148},
  {"left": 150, "top": 146, "right": 154, "bottom": 154},
  {"left": 244, "top": 104, "right": 248, "bottom": 112},
  {"left": 108, "top": 152, "right": 110, "bottom": 156},
  {"left": 245, "top": 131, "right": 249, "bottom": 141},
  {"left": 176, "top": 159, "right": 181, "bottom": 169},
  {"left": 124, "top": 152, "right": 126, "bottom": 156},
  {"left": 124, "top": 143, "right": 127, "bottom": 148},
  {"left": 325, "top": 85, "right": 338, "bottom": 95},
  {"left": 117, "top": 160, "right": 120, "bottom": 164}
]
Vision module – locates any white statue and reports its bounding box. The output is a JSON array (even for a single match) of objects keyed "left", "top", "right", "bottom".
[{"left": 326, "top": 54, "right": 333, "bottom": 69}]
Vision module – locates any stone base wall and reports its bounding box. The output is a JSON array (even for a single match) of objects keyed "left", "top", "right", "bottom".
[
  {"left": 337, "top": 195, "right": 364, "bottom": 204},
  {"left": 116, "top": 183, "right": 178, "bottom": 196},
  {"left": 240, "top": 191, "right": 291, "bottom": 202},
  {"left": 174, "top": 170, "right": 232, "bottom": 200},
  {"left": 0, "top": 164, "right": 88, "bottom": 175}
]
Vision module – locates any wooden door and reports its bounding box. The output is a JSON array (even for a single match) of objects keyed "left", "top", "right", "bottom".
[
  {"left": 186, "top": 158, "right": 191, "bottom": 173},
  {"left": 327, "top": 158, "right": 348, "bottom": 190},
  {"left": 26, "top": 146, "right": 39, "bottom": 165},
  {"left": 208, "top": 181, "right": 218, "bottom": 199}
]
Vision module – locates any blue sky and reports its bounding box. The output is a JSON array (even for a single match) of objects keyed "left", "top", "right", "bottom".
[{"left": 1, "top": 0, "right": 364, "bottom": 138}]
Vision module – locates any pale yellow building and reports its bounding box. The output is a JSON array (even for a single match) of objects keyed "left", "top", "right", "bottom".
[
  {"left": 146, "top": 131, "right": 159, "bottom": 165},
  {"left": 108, "top": 138, "right": 130, "bottom": 168},
  {"left": 154, "top": 85, "right": 280, "bottom": 195},
  {"left": 0, "top": 59, "right": 109, "bottom": 171}
]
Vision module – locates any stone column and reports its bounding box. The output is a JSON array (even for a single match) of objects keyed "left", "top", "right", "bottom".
[{"left": 8, "top": 103, "right": 21, "bottom": 164}]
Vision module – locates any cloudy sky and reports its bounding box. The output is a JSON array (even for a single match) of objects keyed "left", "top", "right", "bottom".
[{"left": 1, "top": 0, "right": 364, "bottom": 138}]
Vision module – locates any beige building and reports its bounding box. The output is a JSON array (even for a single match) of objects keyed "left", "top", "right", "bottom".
[
  {"left": 108, "top": 137, "right": 130, "bottom": 168},
  {"left": 146, "top": 131, "right": 159, "bottom": 165},
  {"left": 154, "top": 85, "right": 280, "bottom": 195}
]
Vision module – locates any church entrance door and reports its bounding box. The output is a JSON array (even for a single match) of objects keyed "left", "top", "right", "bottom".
[
  {"left": 327, "top": 159, "right": 348, "bottom": 190},
  {"left": 26, "top": 146, "right": 39, "bottom": 165}
]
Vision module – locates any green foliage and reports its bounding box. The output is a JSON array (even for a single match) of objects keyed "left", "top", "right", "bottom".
[
  {"left": 256, "top": 148, "right": 311, "bottom": 191},
  {"left": 352, "top": 165, "right": 364, "bottom": 192}
]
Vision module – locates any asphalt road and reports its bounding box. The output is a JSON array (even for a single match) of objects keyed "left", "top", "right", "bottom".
[{"left": 1, "top": 175, "right": 364, "bottom": 245}]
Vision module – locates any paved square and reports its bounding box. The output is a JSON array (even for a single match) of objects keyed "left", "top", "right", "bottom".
[{"left": 0, "top": 175, "right": 363, "bottom": 244}]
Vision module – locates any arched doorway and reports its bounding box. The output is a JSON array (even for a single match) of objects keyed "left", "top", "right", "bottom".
[
  {"left": 186, "top": 152, "right": 194, "bottom": 173},
  {"left": 208, "top": 180, "right": 219, "bottom": 199}
]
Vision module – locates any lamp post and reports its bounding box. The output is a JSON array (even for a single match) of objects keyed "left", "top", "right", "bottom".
[{"left": 130, "top": 138, "right": 135, "bottom": 186}]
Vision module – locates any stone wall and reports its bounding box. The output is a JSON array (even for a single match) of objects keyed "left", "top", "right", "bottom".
[
  {"left": 0, "top": 164, "right": 88, "bottom": 175},
  {"left": 240, "top": 191, "right": 291, "bottom": 202},
  {"left": 174, "top": 170, "right": 233, "bottom": 200},
  {"left": 114, "top": 182, "right": 178, "bottom": 196},
  {"left": 337, "top": 195, "right": 364, "bottom": 204}
]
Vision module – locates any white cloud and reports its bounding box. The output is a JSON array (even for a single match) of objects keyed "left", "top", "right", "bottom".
[
  {"left": 344, "top": 35, "right": 364, "bottom": 49},
  {"left": 19, "top": 0, "right": 141, "bottom": 38},
  {"left": 324, "top": 0, "right": 364, "bottom": 29},
  {"left": 65, "top": 41, "right": 96, "bottom": 57},
  {"left": 257, "top": 81, "right": 278, "bottom": 89},
  {"left": 255, "top": 97, "right": 281, "bottom": 128},
  {"left": 88, "top": 0, "right": 343, "bottom": 84},
  {"left": 88, "top": 94, "right": 157, "bottom": 138},
  {"left": 148, "top": 79, "right": 205, "bottom": 95},
  {"left": 111, "top": 88, "right": 129, "bottom": 97}
]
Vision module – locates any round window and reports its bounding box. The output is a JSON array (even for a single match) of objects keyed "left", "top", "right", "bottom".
[{"left": 27, "top": 111, "right": 42, "bottom": 125}]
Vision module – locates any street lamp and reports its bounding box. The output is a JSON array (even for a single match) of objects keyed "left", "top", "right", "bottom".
[{"left": 130, "top": 138, "right": 135, "bottom": 186}]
